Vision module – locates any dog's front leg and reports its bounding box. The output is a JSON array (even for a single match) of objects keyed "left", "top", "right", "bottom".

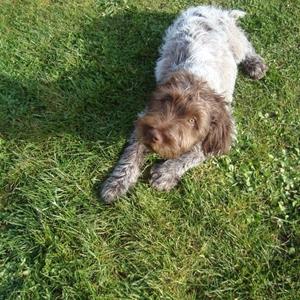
[
  {"left": 101, "top": 131, "right": 147, "bottom": 203},
  {"left": 150, "top": 143, "right": 206, "bottom": 191}
]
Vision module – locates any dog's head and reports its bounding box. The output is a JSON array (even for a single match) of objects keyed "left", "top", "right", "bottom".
[{"left": 136, "top": 71, "right": 233, "bottom": 159}]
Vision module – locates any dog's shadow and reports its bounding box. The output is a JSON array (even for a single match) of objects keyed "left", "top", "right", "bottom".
[
  {"left": 0, "top": 9, "right": 174, "bottom": 197},
  {"left": 1, "top": 9, "right": 174, "bottom": 143}
]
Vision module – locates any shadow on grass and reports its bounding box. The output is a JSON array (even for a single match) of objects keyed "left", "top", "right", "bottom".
[
  {"left": 0, "top": 9, "right": 173, "bottom": 145},
  {"left": 0, "top": 9, "right": 174, "bottom": 297}
]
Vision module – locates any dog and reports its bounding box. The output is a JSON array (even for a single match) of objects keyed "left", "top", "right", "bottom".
[{"left": 101, "top": 5, "right": 267, "bottom": 203}]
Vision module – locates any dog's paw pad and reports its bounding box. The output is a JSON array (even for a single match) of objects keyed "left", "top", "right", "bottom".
[
  {"left": 242, "top": 55, "right": 268, "bottom": 80},
  {"left": 150, "top": 165, "right": 180, "bottom": 191}
]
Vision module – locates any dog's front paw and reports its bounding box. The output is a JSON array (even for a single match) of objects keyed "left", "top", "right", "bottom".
[
  {"left": 101, "top": 176, "right": 128, "bottom": 204},
  {"left": 150, "top": 164, "right": 180, "bottom": 191}
]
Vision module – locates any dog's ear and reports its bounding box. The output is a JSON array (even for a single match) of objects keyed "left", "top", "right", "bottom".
[{"left": 202, "top": 96, "right": 233, "bottom": 155}]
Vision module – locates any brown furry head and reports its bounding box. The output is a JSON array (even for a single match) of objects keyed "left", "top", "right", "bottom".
[{"left": 136, "top": 71, "right": 233, "bottom": 159}]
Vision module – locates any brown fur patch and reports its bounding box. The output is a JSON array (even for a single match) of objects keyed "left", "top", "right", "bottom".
[
  {"left": 201, "top": 96, "right": 233, "bottom": 155},
  {"left": 136, "top": 71, "right": 233, "bottom": 158}
]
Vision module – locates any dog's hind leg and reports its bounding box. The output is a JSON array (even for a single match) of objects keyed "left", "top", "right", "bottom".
[
  {"left": 240, "top": 47, "right": 268, "bottom": 80},
  {"left": 150, "top": 143, "right": 206, "bottom": 191},
  {"left": 228, "top": 14, "right": 268, "bottom": 80},
  {"left": 101, "top": 131, "right": 147, "bottom": 204}
]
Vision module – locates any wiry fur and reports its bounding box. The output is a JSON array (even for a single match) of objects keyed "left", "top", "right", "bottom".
[
  {"left": 136, "top": 70, "right": 234, "bottom": 158},
  {"left": 101, "top": 5, "right": 267, "bottom": 203}
]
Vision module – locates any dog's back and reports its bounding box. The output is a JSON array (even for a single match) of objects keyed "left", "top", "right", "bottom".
[{"left": 155, "top": 6, "right": 248, "bottom": 101}]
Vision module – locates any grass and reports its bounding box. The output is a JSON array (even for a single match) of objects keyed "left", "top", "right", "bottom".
[{"left": 0, "top": 0, "right": 299, "bottom": 299}]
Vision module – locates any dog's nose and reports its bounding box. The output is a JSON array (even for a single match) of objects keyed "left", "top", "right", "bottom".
[{"left": 148, "top": 128, "right": 162, "bottom": 144}]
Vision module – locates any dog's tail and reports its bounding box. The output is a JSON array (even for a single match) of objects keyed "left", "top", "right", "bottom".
[{"left": 229, "top": 9, "right": 246, "bottom": 20}]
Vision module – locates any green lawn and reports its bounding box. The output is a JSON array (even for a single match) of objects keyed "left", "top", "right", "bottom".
[{"left": 0, "top": 0, "right": 299, "bottom": 299}]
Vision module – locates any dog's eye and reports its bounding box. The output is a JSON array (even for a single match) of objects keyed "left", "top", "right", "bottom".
[{"left": 188, "top": 118, "right": 196, "bottom": 125}]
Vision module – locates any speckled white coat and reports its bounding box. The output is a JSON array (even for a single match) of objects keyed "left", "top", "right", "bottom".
[{"left": 155, "top": 6, "right": 255, "bottom": 102}]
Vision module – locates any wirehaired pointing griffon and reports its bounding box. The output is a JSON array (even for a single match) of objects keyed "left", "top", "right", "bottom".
[{"left": 101, "top": 5, "right": 267, "bottom": 203}]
